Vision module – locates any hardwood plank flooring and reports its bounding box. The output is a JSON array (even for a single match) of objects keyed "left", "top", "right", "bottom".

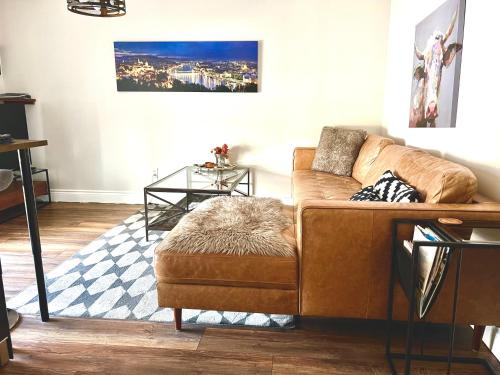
[
  {"left": 0, "top": 202, "right": 140, "bottom": 300},
  {"left": 0, "top": 203, "right": 498, "bottom": 374}
]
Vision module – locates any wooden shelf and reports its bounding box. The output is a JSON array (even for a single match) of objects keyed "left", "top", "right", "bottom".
[
  {"left": 0, "top": 98, "right": 36, "bottom": 105},
  {"left": 0, "top": 139, "right": 48, "bottom": 153}
]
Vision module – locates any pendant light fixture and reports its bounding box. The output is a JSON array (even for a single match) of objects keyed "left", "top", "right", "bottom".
[{"left": 67, "top": 0, "right": 126, "bottom": 17}]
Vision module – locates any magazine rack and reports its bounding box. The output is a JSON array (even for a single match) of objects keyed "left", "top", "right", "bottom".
[{"left": 386, "top": 218, "right": 500, "bottom": 375}]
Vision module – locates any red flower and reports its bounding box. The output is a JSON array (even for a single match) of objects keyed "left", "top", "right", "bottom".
[{"left": 211, "top": 144, "right": 229, "bottom": 155}]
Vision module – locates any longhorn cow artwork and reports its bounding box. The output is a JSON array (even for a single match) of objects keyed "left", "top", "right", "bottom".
[{"left": 409, "top": 0, "right": 466, "bottom": 128}]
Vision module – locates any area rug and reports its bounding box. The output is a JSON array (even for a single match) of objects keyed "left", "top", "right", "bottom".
[{"left": 7, "top": 208, "right": 294, "bottom": 328}]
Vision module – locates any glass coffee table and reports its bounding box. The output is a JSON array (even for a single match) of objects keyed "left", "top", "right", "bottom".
[{"left": 143, "top": 165, "right": 250, "bottom": 240}]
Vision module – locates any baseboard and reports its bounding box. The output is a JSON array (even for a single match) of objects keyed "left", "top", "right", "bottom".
[
  {"left": 51, "top": 189, "right": 143, "bottom": 204},
  {"left": 51, "top": 189, "right": 293, "bottom": 206}
]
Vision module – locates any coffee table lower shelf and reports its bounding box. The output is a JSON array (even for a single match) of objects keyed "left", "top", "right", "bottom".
[{"left": 143, "top": 166, "right": 250, "bottom": 240}]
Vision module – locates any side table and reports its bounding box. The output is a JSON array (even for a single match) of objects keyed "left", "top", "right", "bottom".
[
  {"left": 0, "top": 140, "right": 50, "bottom": 364},
  {"left": 386, "top": 218, "right": 500, "bottom": 375},
  {"left": 0, "top": 140, "right": 50, "bottom": 321}
]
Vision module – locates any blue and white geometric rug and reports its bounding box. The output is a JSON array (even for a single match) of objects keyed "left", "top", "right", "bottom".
[{"left": 7, "top": 210, "right": 294, "bottom": 328}]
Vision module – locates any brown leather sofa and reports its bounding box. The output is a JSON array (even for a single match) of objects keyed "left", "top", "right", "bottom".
[
  {"left": 155, "top": 133, "right": 500, "bottom": 330},
  {"left": 294, "top": 134, "right": 500, "bottom": 325}
]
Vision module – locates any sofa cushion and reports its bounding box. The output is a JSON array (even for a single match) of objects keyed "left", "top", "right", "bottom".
[
  {"left": 155, "top": 252, "right": 298, "bottom": 290},
  {"left": 352, "top": 135, "right": 395, "bottom": 183},
  {"left": 363, "top": 145, "right": 478, "bottom": 203},
  {"left": 293, "top": 170, "right": 362, "bottom": 205},
  {"left": 312, "top": 127, "right": 367, "bottom": 176},
  {"left": 155, "top": 199, "right": 298, "bottom": 290},
  {"left": 155, "top": 224, "right": 298, "bottom": 290}
]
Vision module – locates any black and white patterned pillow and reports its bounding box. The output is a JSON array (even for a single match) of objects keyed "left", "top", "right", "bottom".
[
  {"left": 350, "top": 186, "right": 383, "bottom": 201},
  {"left": 373, "top": 170, "right": 420, "bottom": 203}
]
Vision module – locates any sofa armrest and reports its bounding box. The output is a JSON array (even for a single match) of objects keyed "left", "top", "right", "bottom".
[
  {"left": 298, "top": 199, "right": 500, "bottom": 214},
  {"left": 293, "top": 147, "right": 316, "bottom": 171},
  {"left": 296, "top": 199, "right": 500, "bottom": 325}
]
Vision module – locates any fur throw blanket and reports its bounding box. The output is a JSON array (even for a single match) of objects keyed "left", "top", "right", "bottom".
[{"left": 156, "top": 196, "right": 295, "bottom": 257}]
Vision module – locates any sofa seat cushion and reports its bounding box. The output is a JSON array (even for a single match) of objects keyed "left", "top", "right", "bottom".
[
  {"left": 155, "top": 223, "right": 297, "bottom": 290},
  {"left": 293, "top": 170, "right": 362, "bottom": 204},
  {"left": 155, "top": 250, "right": 297, "bottom": 290},
  {"left": 154, "top": 196, "right": 298, "bottom": 290}
]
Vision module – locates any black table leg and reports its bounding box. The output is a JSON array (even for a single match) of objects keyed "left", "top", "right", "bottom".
[
  {"left": 144, "top": 189, "right": 149, "bottom": 242},
  {"left": 0, "top": 260, "right": 13, "bottom": 359},
  {"left": 446, "top": 248, "right": 463, "bottom": 375},
  {"left": 17, "top": 149, "right": 49, "bottom": 322},
  {"left": 404, "top": 245, "right": 420, "bottom": 374},
  {"left": 186, "top": 193, "right": 191, "bottom": 212},
  {"left": 385, "top": 223, "right": 398, "bottom": 374}
]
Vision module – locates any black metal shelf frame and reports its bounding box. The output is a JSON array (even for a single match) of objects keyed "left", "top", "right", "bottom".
[{"left": 386, "top": 218, "right": 499, "bottom": 375}]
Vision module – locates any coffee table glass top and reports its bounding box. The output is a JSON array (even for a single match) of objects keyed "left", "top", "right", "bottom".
[{"left": 146, "top": 166, "right": 249, "bottom": 193}]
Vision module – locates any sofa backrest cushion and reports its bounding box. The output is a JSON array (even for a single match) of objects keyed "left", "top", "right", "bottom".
[
  {"left": 363, "top": 145, "right": 478, "bottom": 203},
  {"left": 352, "top": 135, "right": 394, "bottom": 183}
]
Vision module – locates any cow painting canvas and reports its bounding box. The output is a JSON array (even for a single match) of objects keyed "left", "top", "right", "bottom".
[{"left": 409, "top": 0, "right": 466, "bottom": 128}]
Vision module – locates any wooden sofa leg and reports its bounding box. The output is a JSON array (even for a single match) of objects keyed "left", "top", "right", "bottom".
[
  {"left": 174, "top": 308, "right": 182, "bottom": 331},
  {"left": 472, "top": 325, "right": 485, "bottom": 351}
]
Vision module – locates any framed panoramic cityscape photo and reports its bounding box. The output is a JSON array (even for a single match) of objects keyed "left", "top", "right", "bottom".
[{"left": 114, "top": 41, "right": 258, "bottom": 93}]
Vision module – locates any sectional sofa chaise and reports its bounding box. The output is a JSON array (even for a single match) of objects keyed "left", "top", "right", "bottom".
[{"left": 155, "top": 134, "right": 500, "bottom": 330}]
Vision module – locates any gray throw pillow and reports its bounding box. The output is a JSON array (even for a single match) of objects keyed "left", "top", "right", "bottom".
[{"left": 312, "top": 127, "right": 367, "bottom": 176}]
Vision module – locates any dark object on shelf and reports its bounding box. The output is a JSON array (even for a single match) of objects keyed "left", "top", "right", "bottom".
[
  {"left": 67, "top": 0, "right": 126, "bottom": 17},
  {"left": 0, "top": 134, "right": 12, "bottom": 145},
  {"left": 386, "top": 219, "right": 500, "bottom": 375},
  {"left": 0, "top": 94, "right": 35, "bottom": 105},
  {"left": 0, "top": 103, "right": 29, "bottom": 170},
  {"left": 0, "top": 94, "right": 31, "bottom": 100},
  {"left": 144, "top": 166, "right": 250, "bottom": 241}
]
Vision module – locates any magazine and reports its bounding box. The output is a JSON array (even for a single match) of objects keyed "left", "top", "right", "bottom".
[{"left": 403, "top": 225, "right": 451, "bottom": 318}]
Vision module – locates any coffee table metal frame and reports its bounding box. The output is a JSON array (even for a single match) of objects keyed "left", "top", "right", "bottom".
[{"left": 143, "top": 166, "right": 250, "bottom": 241}]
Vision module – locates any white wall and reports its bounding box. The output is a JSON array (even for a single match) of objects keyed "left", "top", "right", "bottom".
[
  {"left": 384, "top": 0, "right": 500, "bottom": 358},
  {"left": 383, "top": 0, "right": 500, "bottom": 201},
  {"left": 0, "top": 0, "right": 390, "bottom": 202}
]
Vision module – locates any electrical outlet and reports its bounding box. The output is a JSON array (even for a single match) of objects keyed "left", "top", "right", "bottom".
[{"left": 152, "top": 168, "right": 159, "bottom": 182}]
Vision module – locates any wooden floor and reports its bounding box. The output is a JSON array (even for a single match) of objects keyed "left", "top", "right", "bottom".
[
  {"left": 0, "top": 203, "right": 498, "bottom": 374},
  {"left": 0, "top": 202, "right": 141, "bottom": 300}
]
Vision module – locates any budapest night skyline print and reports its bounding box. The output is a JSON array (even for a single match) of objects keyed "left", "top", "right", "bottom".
[{"left": 114, "top": 41, "right": 258, "bottom": 92}]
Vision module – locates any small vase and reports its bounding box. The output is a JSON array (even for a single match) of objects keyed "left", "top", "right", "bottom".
[{"left": 215, "top": 154, "right": 226, "bottom": 168}]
